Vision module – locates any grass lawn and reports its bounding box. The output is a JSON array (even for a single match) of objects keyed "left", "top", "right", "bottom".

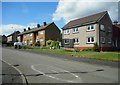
[{"left": 23, "top": 47, "right": 120, "bottom": 62}]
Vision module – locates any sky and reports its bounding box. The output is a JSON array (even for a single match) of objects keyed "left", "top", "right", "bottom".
[{"left": 0, "top": 0, "right": 119, "bottom": 36}]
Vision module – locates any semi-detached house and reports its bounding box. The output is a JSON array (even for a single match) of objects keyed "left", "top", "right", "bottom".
[
  {"left": 18, "top": 22, "right": 60, "bottom": 46},
  {"left": 62, "top": 11, "right": 113, "bottom": 51}
]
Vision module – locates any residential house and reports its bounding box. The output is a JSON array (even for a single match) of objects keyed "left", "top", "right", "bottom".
[
  {"left": 18, "top": 22, "right": 61, "bottom": 46},
  {"left": 62, "top": 11, "right": 113, "bottom": 51},
  {"left": 7, "top": 31, "right": 20, "bottom": 43},
  {"left": 112, "top": 24, "right": 120, "bottom": 51},
  {"left": 2, "top": 35, "right": 7, "bottom": 43}
]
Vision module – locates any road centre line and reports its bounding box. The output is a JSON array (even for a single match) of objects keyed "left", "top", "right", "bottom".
[{"left": 31, "top": 64, "right": 82, "bottom": 83}]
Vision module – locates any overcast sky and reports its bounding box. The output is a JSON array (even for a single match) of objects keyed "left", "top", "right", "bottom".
[{"left": 1, "top": 0, "right": 119, "bottom": 36}]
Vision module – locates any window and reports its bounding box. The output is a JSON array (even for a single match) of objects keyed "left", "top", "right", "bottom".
[
  {"left": 87, "top": 37, "right": 94, "bottom": 43},
  {"left": 30, "top": 33, "right": 32, "bottom": 36},
  {"left": 30, "top": 39, "right": 32, "bottom": 43},
  {"left": 87, "top": 25, "right": 94, "bottom": 31},
  {"left": 101, "top": 37, "right": 105, "bottom": 43},
  {"left": 73, "top": 28, "right": 79, "bottom": 33},
  {"left": 64, "top": 29, "right": 70, "bottom": 34},
  {"left": 24, "top": 40, "right": 26, "bottom": 44},
  {"left": 64, "top": 39, "right": 70, "bottom": 44},
  {"left": 40, "top": 38, "right": 44, "bottom": 42},
  {"left": 39, "top": 31, "right": 44, "bottom": 35},
  {"left": 108, "top": 38, "right": 112, "bottom": 43},
  {"left": 73, "top": 38, "right": 79, "bottom": 43},
  {"left": 100, "top": 24, "right": 105, "bottom": 31},
  {"left": 108, "top": 27, "right": 112, "bottom": 32}
]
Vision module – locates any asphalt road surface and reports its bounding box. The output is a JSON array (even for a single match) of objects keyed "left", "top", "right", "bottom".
[{"left": 1, "top": 47, "right": 119, "bottom": 84}]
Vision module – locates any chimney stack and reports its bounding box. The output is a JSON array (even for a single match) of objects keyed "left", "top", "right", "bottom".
[
  {"left": 28, "top": 27, "right": 30, "bottom": 30},
  {"left": 24, "top": 29, "right": 26, "bottom": 31},
  {"left": 43, "top": 22, "right": 47, "bottom": 26},
  {"left": 37, "top": 24, "right": 40, "bottom": 28}
]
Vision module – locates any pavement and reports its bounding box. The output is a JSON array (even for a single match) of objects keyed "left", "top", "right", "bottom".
[
  {"left": 2, "top": 60, "right": 23, "bottom": 84},
  {"left": 1, "top": 47, "right": 119, "bottom": 84}
]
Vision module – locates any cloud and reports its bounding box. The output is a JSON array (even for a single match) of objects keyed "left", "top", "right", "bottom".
[
  {"left": 0, "top": 24, "right": 26, "bottom": 36},
  {"left": 0, "top": 22, "right": 38, "bottom": 36},
  {"left": 52, "top": 0, "right": 119, "bottom": 24}
]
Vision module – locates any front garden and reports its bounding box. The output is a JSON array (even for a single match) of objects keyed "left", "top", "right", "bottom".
[{"left": 17, "top": 40, "right": 120, "bottom": 62}]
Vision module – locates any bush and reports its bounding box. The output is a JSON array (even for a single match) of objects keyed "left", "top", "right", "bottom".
[
  {"left": 46, "top": 40, "right": 60, "bottom": 49},
  {"left": 93, "top": 42, "right": 99, "bottom": 51},
  {"left": 35, "top": 41, "right": 40, "bottom": 47}
]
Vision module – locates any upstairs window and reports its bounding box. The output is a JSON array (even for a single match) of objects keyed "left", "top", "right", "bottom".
[
  {"left": 73, "top": 28, "right": 79, "bottom": 33},
  {"left": 87, "top": 25, "right": 94, "bottom": 31},
  {"left": 108, "top": 26, "right": 112, "bottom": 32},
  {"left": 39, "top": 31, "right": 44, "bottom": 35},
  {"left": 100, "top": 24, "right": 105, "bottom": 31},
  {"left": 87, "top": 37, "right": 94, "bottom": 43},
  {"left": 64, "top": 29, "right": 70, "bottom": 34},
  {"left": 73, "top": 38, "right": 79, "bottom": 44},
  {"left": 30, "top": 33, "right": 32, "bottom": 36},
  {"left": 40, "top": 38, "right": 44, "bottom": 42}
]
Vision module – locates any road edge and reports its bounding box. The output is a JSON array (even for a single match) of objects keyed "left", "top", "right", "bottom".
[{"left": 1, "top": 59, "right": 27, "bottom": 85}]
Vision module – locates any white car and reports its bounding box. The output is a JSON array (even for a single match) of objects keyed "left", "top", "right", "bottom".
[{"left": 14, "top": 42, "right": 25, "bottom": 49}]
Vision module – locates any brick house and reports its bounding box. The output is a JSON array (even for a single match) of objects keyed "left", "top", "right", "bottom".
[
  {"left": 62, "top": 11, "right": 113, "bottom": 51},
  {"left": 18, "top": 22, "right": 60, "bottom": 46},
  {"left": 7, "top": 31, "right": 20, "bottom": 43},
  {"left": 112, "top": 24, "right": 120, "bottom": 51}
]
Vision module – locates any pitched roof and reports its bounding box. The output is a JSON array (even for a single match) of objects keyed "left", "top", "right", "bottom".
[
  {"left": 62, "top": 11, "right": 108, "bottom": 30},
  {"left": 7, "top": 31, "right": 20, "bottom": 37},
  {"left": 18, "top": 22, "right": 54, "bottom": 35}
]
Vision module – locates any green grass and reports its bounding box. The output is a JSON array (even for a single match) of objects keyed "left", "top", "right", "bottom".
[{"left": 23, "top": 47, "right": 120, "bottom": 62}]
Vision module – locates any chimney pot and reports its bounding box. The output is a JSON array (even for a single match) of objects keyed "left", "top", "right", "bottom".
[
  {"left": 28, "top": 27, "right": 30, "bottom": 30},
  {"left": 37, "top": 24, "right": 40, "bottom": 28},
  {"left": 24, "top": 29, "right": 26, "bottom": 31},
  {"left": 43, "top": 22, "right": 47, "bottom": 26}
]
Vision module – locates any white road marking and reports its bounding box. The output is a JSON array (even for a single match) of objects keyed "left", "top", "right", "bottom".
[
  {"left": 31, "top": 64, "right": 82, "bottom": 83},
  {"left": 1, "top": 59, "right": 26, "bottom": 83}
]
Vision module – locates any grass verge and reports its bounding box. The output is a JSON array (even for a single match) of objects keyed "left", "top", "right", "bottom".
[{"left": 22, "top": 47, "right": 120, "bottom": 62}]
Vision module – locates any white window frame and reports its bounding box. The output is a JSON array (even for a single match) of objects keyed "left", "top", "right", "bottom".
[
  {"left": 108, "top": 26, "right": 112, "bottom": 32},
  {"left": 64, "top": 29, "right": 70, "bottom": 34},
  {"left": 108, "top": 38, "right": 112, "bottom": 44},
  {"left": 30, "top": 33, "right": 32, "bottom": 36},
  {"left": 87, "top": 37, "right": 95, "bottom": 43},
  {"left": 30, "top": 39, "right": 32, "bottom": 43},
  {"left": 24, "top": 40, "right": 27, "bottom": 44},
  {"left": 40, "top": 38, "right": 44, "bottom": 42},
  {"left": 101, "top": 37, "right": 105, "bottom": 43},
  {"left": 100, "top": 24, "right": 105, "bottom": 31},
  {"left": 64, "top": 39, "right": 70, "bottom": 44},
  {"left": 73, "top": 38, "right": 79, "bottom": 44},
  {"left": 73, "top": 28, "right": 79, "bottom": 33},
  {"left": 87, "top": 25, "right": 94, "bottom": 31},
  {"left": 39, "top": 31, "right": 44, "bottom": 35}
]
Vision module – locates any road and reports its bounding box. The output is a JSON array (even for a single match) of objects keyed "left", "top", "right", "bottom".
[{"left": 1, "top": 47, "right": 119, "bottom": 83}]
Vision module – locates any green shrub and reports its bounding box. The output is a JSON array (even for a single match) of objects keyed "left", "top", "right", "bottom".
[
  {"left": 46, "top": 40, "right": 60, "bottom": 49},
  {"left": 93, "top": 42, "right": 99, "bottom": 51},
  {"left": 35, "top": 41, "right": 40, "bottom": 47}
]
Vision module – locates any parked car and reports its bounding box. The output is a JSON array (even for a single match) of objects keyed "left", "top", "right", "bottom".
[{"left": 14, "top": 42, "right": 25, "bottom": 49}]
